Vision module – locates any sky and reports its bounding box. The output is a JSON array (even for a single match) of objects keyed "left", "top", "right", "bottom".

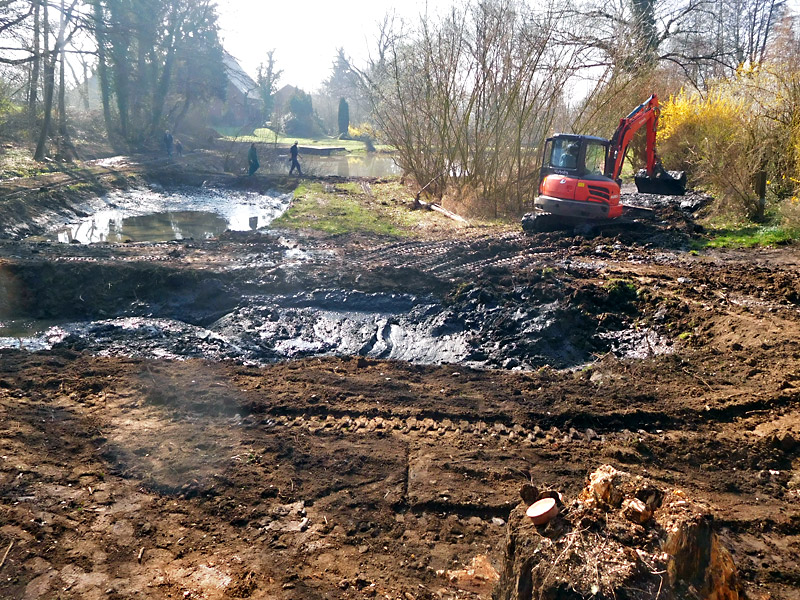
[
  {"left": 217, "top": 0, "right": 800, "bottom": 93},
  {"left": 216, "top": 0, "right": 447, "bottom": 92},
  {"left": 212, "top": 0, "right": 428, "bottom": 92}
]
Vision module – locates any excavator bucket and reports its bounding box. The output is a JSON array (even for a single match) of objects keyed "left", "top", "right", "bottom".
[{"left": 634, "top": 169, "right": 687, "bottom": 196}]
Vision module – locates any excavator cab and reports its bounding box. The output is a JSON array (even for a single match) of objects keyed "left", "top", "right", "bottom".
[
  {"left": 539, "top": 135, "right": 611, "bottom": 183},
  {"left": 535, "top": 134, "right": 624, "bottom": 220}
]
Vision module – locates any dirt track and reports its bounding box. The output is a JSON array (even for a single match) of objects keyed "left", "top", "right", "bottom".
[{"left": 0, "top": 158, "right": 799, "bottom": 599}]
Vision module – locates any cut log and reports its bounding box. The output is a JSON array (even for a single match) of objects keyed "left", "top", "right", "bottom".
[
  {"left": 411, "top": 196, "right": 468, "bottom": 223},
  {"left": 430, "top": 203, "right": 468, "bottom": 223}
]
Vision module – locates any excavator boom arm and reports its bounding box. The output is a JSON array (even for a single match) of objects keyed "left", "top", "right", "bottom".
[{"left": 605, "top": 94, "right": 660, "bottom": 181}]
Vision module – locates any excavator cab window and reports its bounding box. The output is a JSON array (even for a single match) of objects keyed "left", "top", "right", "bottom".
[
  {"left": 550, "top": 138, "right": 579, "bottom": 170},
  {"left": 584, "top": 141, "right": 607, "bottom": 176}
]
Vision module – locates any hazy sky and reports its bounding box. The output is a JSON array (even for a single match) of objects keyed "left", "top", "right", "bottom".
[
  {"left": 217, "top": 0, "right": 800, "bottom": 92},
  {"left": 216, "top": 0, "right": 446, "bottom": 93}
]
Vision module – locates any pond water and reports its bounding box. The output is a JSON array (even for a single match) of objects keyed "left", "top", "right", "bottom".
[
  {"left": 31, "top": 187, "right": 293, "bottom": 244},
  {"left": 267, "top": 154, "right": 401, "bottom": 178}
]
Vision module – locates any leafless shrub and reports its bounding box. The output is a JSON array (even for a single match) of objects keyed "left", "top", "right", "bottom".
[{"left": 359, "top": 0, "right": 584, "bottom": 218}]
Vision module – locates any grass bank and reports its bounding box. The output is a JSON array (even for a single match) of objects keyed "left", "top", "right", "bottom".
[
  {"left": 699, "top": 224, "right": 800, "bottom": 248},
  {"left": 271, "top": 180, "right": 476, "bottom": 238}
]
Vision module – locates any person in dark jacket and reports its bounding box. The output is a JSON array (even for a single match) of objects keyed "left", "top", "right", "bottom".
[
  {"left": 163, "top": 130, "right": 173, "bottom": 156},
  {"left": 248, "top": 143, "right": 260, "bottom": 175},
  {"left": 289, "top": 141, "right": 302, "bottom": 176}
]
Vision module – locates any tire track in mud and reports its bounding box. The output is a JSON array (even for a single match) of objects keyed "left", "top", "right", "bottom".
[
  {"left": 231, "top": 378, "right": 800, "bottom": 441},
  {"left": 235, "top": 388, "right": 800, "bottom": 450},
  {"left": 350, "top": 231, "right": 558, "bottom": 279}
]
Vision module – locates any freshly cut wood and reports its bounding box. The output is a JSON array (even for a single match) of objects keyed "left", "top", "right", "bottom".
[
  {"left": 525, "top": 497, "right": 558, "bottom": 525},
  {"left": 411, "top": 196, "right": 468, "bottom": 223},
  {"left": 430, "top": 203, "right": 468, "bottom": 223},
  {"left": 494, "top": 465, "right": 743, "bottom": 600}
]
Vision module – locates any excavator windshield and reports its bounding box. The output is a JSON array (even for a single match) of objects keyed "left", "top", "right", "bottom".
[
  {"left": 544, "top": 136, "right": 609, "bottom": 176},
  {"left": 549, "top": 138, "right": 579, "bottom": 170},
  {"left": 584, "top": 141, "right": 607, "bottom": 176}
]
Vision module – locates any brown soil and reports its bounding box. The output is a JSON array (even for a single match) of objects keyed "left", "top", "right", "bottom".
[{"left": 0, "top": 149, "right": 799, "bottom": 600}]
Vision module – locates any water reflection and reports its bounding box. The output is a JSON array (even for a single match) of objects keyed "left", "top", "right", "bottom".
[
  {"left": 56, "top": 211, "right": 229, "bottom": 243},
  {"left": 36, "top": 187, "right": 292, "bottom": 244},
  {"left": 270, "top": 155, "right": 400, "bottom": 178}
]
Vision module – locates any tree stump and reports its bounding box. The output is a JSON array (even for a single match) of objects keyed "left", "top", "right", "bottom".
[{"left": 493, "top": 465, "right": 742, "bottom": 600}]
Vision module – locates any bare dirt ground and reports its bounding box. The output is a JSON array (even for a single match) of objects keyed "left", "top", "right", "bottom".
[{"left": 0, "top": 150, "right": 799, "bottom": 599}]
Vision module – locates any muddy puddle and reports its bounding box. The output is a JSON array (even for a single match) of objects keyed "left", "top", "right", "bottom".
[
  {"left": 0, "top": 287, "right": 671, "bottom": 369},
  {"left": 28, "top": 186, "right": 292, "bottom": 244}
]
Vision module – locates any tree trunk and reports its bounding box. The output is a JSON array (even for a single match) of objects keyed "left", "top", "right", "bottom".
[
  {"left": 28, "top": 0, "right": 41, "bottom": 127},
  {"left": 149, "top": 1, "right": 181, "bottom": 136},
  {"left": 34, "top": 57, "right": 56, "bottom": 162},
  {"left": 92, "top": 2, "right": 115, "bottom": 145},
  {"left": 57, "top": 0, "right": 74, "bottom": 159},
  {"left": 81, "top": 58, "right": 90, "bottom": 111},
  {"left": 34, "top": 1, "right": 52, "bottom": 161}
]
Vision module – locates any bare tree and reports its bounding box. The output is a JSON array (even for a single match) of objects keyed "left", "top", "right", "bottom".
[
  {"left": 28, "top": 0, "right": 41, "bottom": 119},
  {"left": 360, "top": 0, "right": 583, "bottom": 216},
  {"left": 33, "top": 0, "right": 80, "bottom": 161},
  {"left": 256, "top": 49, "right": 282, "bottom": 125},
  {"left": 567, "top": 0, "right": 788, "bottom": 90}
]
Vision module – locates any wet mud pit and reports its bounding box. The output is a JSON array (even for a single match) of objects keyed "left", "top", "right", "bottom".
[
  {"left": 0, "top": 184, "right": 799, "bottom": 599},
  {"left": 2, "top": 186, "right": 677, "bottom": 368}
]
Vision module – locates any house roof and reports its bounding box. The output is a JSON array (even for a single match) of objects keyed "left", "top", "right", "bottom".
[
  {"left": 223, "top": 51, "right": 260, "bottom": 101},
  {"left": 274, "top": 84, "right": 298, "bottom": 105}
]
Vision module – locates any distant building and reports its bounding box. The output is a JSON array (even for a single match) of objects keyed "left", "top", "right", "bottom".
[
  {"left": 206, "top": 51, "right": 261, "bottom": 126},
  {"left": 269, "top": 84, "right": 299, "bottom": 127}
]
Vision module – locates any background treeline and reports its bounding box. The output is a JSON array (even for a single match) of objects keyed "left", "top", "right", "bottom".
[
  {"left": 1, "top": 0, "right": 798, "bottom": 223},
  {"left": 0, "top": 0, "right": 226, "bottom": 155},
  {"left": 359, "top": 0, "right": 795, "bottom": 219}
]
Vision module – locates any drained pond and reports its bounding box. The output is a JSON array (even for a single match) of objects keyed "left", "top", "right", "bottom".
[{"left": 0, "top": 183, "right": 678, "bottom": 368}]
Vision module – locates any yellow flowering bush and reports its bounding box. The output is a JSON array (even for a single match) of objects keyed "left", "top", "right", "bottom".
[
  {"left": 658, "top": 65, "right": 800, "bottom": 222},
  {"left": 348, "top": 123, "right": 379, "bottom": 141},
  {"left": 658, "top": 83, "right": 770, "bottom": 219}
]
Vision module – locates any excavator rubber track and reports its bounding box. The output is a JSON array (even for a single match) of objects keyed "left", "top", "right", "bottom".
[{"left": 522, "top": 206, "right": 655, "bottom": 234}]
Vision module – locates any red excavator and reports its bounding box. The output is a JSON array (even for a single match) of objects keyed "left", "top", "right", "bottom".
[{"left": 522, "top": 94, "right": 686, "bottom": 232}]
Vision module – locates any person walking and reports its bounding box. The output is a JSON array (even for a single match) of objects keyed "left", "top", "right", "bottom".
[
  {"left": 163, "top": 129, "right": 173, "bottom": 157},
  {"left": 248, "top": 143, "right": 260, "bottom": 175},
  {"left": 289, "top": 141, "right": 303, "bottom": 176},
  {"left": 175, "top": 139, "right": 183, "bottom": 157}
]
